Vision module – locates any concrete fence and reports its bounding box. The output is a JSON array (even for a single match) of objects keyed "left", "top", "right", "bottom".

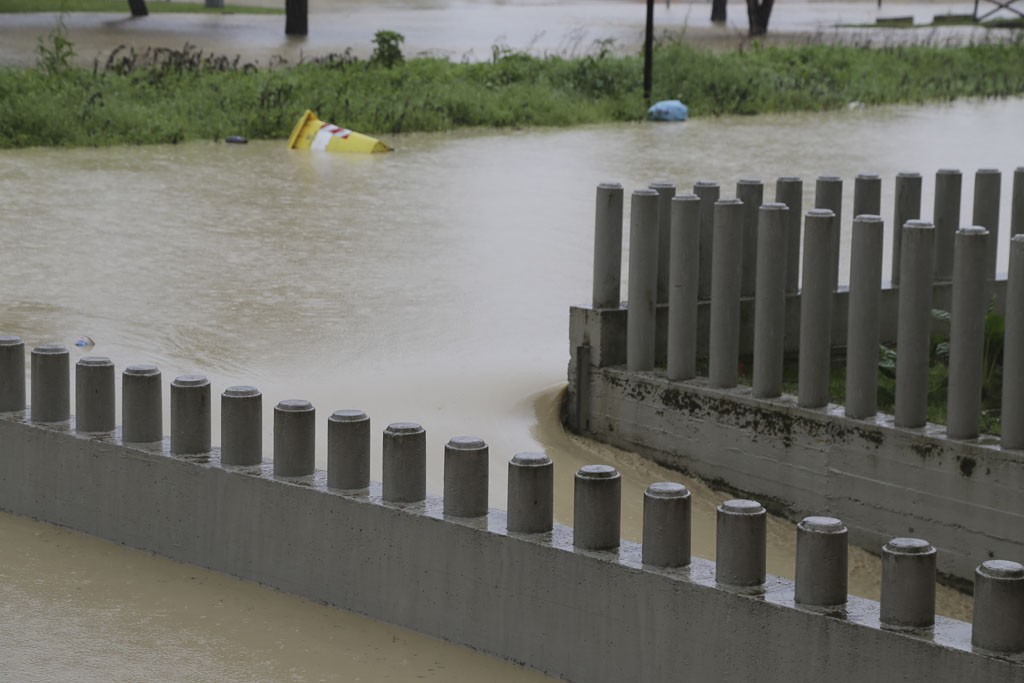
[
  {"left": 571, "top": 169, "right": 1024, "bottom": 585},
  {"left": 2, "top": 339, "right": 1024, "bottom": 680}
]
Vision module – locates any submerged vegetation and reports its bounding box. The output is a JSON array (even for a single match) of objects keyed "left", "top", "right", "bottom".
[{"left": 2, "top": 26, "right": 1024, "bottom": 147}]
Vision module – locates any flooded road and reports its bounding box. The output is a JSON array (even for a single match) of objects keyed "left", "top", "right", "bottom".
[
  {"left": 2, "top": 96, "right": 1023, "bottom": 678},
  {"left": 0, "top": 0, "right": 998, "bottom": 69}
]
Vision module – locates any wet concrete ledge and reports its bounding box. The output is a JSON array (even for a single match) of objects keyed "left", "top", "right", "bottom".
[
  {"left": 566, "top": 358, "right": 1024, "bottom": 587},
  {"left": 0, "top": 413, "right": 1022, "bottom": 681}
]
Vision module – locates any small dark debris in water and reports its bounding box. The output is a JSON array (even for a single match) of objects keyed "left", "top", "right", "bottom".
[{"left": 225, "top": 136, "right": 248, "bottom": 144}]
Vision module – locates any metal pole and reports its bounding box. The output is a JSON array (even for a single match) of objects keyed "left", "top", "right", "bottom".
[{"left": 643, "top": 0, "right": 654, "bottom": 103}]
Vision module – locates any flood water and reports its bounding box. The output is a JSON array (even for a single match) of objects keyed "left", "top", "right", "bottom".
[{"left": 2, "top": 96, "right": 1023, "bottom": 679}]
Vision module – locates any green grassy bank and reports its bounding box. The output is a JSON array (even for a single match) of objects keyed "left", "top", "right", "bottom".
[{"left": 2, "top": 31, "right": 1024, "bottom": 148}]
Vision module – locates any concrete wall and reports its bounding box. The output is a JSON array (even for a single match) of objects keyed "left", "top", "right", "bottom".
[
  {"left": 566, "top": 329, "right": 1024, "bottom": 586},
  {"left": 0, "top": 413, "right": 1022, "bottom": 682}
]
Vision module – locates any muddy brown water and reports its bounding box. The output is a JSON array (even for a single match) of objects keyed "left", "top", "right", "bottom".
[{"left": 2, "top": 97, "right": 1023, "bottom": 678}]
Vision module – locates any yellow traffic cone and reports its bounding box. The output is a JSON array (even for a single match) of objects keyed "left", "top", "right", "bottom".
[{"left": 287, "top": 110, "right": 392, "bottom": 153}]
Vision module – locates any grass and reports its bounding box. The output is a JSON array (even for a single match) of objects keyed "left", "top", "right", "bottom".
[
  {"left": 2, "top": 30, "right": 1024, "bottom": 147},
  {"left": 0, "top": 0, "right": 282, "bottom": 13}
]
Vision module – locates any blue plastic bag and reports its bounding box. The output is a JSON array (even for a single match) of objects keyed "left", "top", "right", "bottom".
[{"left": 647, "top": 100, "right": 688, "bottom": 122}]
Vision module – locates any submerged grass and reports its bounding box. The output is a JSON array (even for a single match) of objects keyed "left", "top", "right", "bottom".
[{"left": 2, "top": 33, "right": 1024, "bottom": 147}]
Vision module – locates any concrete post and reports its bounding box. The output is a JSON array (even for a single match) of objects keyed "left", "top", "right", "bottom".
[
  {"left": 592, "top": 182, "right": 624, "bottom": 309},
  {"left": 737, "top": 179, "right": 764, "bottom": 298},
  {"left": 277, "top": 399, "right": 321, "bottom": 477},
  {"left": 0, "top": 335, "right": 25, "bottom": 412},
  {"left": 933, "top": 169, "right": 962, "bottom": 282},
  {"left": 845, "top": 215, "right": 885, "bottom": 419},
  {"left": 895, "top": 221, "right": 936, "bottom": 428},
  {"left": 694, "top": 181, "right": 720, "bottom": 301},
  {"left": 667, "top": 194, "right": 701, "bottom": 381},
  {"left": 507, "top": 452, "right": 553, "bottom": 533},
  {"left": 752, "top": 203, "right": 789, "bottom": 399},
  {"left": 972, "top": 560, "right": 1024, "bottom": 653},
  {"left": 814, "top": 176, "right": 843, "bottom": 290},
  {"left": 880, "top": 537, "right": 936, "bottom": 629},
  {"left": 798, "top": 210, "right": 837, "bottom": 409},
  {"left": 795, "top": 516, "right": 848, "bottom": 607},
  {"left": 221, "top": 386, "right": 262, "bottom": 466},
  {"left": 1013, "top": 167, "right": 1024, "bottom": 238},
  {"left": 170, "top": 374, "right": 211, "bottom": 454},
  {"left": 30, "top": 344, "right": 69, "bottom": 423},
  {"left": 642, "top": 482, "right": 691, "bottom": 567},
  {"left": 947, "top": 227, "right": 989, "bottom": 439},
  {"left": 75, "top": 356, "right": 115, "bottom": 433},
  {"left": 853, "top": 173, "right": 881, "bottom": 219},
  {"left": 383, "top": 422, "right": 426, "bottom": 503},
  {"left": 715, "top": 499, "right": 766, "bottom": 587},
  {"left": 443, "top": 436, "right": 489, "bottom": 517},
  {"left": 122, "top": 365, "right": 162, "bottom": 443},
  {"left": 573, "top": 465, "right": 621, "bottom": 551},
  {"left": 1003, "top": 235, "right": 1024, "bottom": 450},
  {"left": 274, "top": 400, "right": 315, "bottom": 476},
  {"left": 626, "top": 189, "right": 659, "bottom": 372},
  {"left": 891, "top": 172, "right": 922, "bottom": 285},
  {"left": 650, "top": 180, "right": 676, "bottom": 304},
  {"left": 973, "top": 169, "right": 1001, "bottom": 279},
  {"left": 708, "top": 198, "right": 744, "bottom": 388},
  {"left": 775, "top": 177, "right": 803, "bottom": 294},
  {"left": 328, "top": 410, "right": 370, "bottom": 489}
]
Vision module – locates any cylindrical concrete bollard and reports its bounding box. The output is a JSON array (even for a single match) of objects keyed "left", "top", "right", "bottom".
[
  {"left": 30, "top": 344, "right": 69, "bottom": 423},
  {"left": 650, "top": 180, "right": 677, "bottom": 305},
  {"left": 328, "top": 409, "right": 371, "bottom": 489},
  {"left": 694, "top": 181, "right": 721, "bottom": 301},
  {"left": 592, "top": 182, "right": 624, "bottom": 309},
  {"left": 891, "top": 172, "right": 922, "bottom": 285},
  {"left": 170, "top": 374, "right": 211, "bottom": 454},
  {"left": 736, "top": 179, "right": 764, "bottom": 299},
  {"left": 274, "top": 400, "right": 315, "bottom": 476},
  {"left": 775, "top": 176, "right": 803, "bottom": 294},
  {"left": 972, "top": 168, "right": 1001, "bottom": 279},
  {"left": 716, "top": 499, "right": 767, "bottom": 587},
  {"left": 795, "top": 516, "right": 848, "bottom": 607},
  {"left": 507, "top": 452, "right": 554, "bottom": 533},
  {"left": 972, "top": 560, "right": 1024, "bottom": 653},
  {"left": 853, "top": 173, "right": 881, "bottom": 219},
  {"left": 752, "top": 203, "right": 789, "bottom": 398},
  {"left": 0, "top": 335, "right": 25, "bottom": 412},
  {"left": 75, "top": 356, "right": 115, "bottom": 433},
  {"left": 880, "top": 537, "right": 936, "bottom": 629},
  {"left": 845, "top": 215, "right": 885, "bottom": 419},
  {"left": 443, "top": 436, "right": 489, "bottom": 517},
  {"left": 933, "top": 168, "right": 962, "bottom": 282},
  {"left": 382, "top": 422, "right": 426, "bottom": 503},
  {"left": 221, "top": 386, "right": 262, "bottom": 466},
  {"left": 1013, "top": 167, "right": 1024, "bottom": 239},
  {"left": 815, "top": 175, "right": 843, "bottom": 290},
  {"left": 122, "top": 365, "right": 162, "bottom": 443},
  {"left": 947, "top": 227, "right": 989, "bottom": 439},
  {"left": 667, "top": 194, "right": 701, "bottom": 381},
  {"left": 626, "top": 189, "right": 660, "bottom": 372},
  {"left": 573, "top": 465, "right": 621, "bottom": 550},
  {"left": 708, "top": 198, "right": 745, "bottom": 388},
  {"left": 642, "top": 482, "right": 691, "bottom": 567},
  {"left": 798, "top": 209, "right": 837, "bottom": 409},
  {"left": 1003, "top": 235, "right": 1024, "bottom": 449},
  {"left": 895, "top": 221, "right": 936, "bottom": 428}
]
